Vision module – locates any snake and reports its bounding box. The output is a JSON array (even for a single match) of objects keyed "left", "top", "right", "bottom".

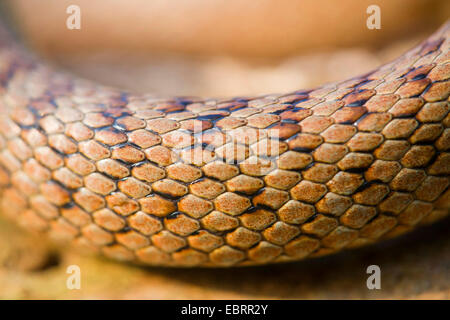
[{"left": 0, "top": 18, "right": 448, "bottom": 267}]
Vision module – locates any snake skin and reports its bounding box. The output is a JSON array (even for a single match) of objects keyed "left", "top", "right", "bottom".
[{"left": 0, "top": 20, "right": 448, "bottom": 267}]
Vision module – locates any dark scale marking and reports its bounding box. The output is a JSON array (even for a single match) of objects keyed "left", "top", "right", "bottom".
[
  {"left": 166, "top": 212, "right": 182, "bottom": 220},
  {"left": 354, "top": 180, "right": 384, "bottom": 194},
  {"left": 346, "top": 100, "right": 370, "bottom": 107},
  {"left": 196, "top": 114, "right": 226, "bottom": 122},
  {"left": 344, "top": 167, "right": 369, "bottom": 174}
]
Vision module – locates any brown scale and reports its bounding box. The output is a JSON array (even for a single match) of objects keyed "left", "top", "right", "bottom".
[{"left": 0, "top": 20, "right": 449, "bottom": 267}]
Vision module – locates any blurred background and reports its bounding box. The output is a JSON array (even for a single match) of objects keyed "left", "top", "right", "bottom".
[
  {"left": 3, "top": 0, "right": 450, "bottom": 97},
  {"left": 0, "top": 0, "right": 449, "bottom": 299}
]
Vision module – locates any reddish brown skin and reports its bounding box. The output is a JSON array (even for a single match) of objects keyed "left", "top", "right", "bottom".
[{"left": 0, "top": 21, "right": 448, "bottom": 267}]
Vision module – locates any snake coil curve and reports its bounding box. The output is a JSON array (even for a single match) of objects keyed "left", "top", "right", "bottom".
[{"left": 0, "top": 20, "right": 448, "bottom": 267}]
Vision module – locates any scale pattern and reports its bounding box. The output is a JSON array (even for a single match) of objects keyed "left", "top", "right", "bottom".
[{"left": 0, "top": 21, "right": 448, "bottom": 267}]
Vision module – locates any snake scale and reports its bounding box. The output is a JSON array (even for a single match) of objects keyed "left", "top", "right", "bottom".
[{"left": 0, "top": 19, "right": 448, "bottom": 267}]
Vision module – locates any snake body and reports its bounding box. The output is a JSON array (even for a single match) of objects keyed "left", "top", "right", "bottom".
[{"left": 0, "top": 20, "right": 448, "bottom": 267}]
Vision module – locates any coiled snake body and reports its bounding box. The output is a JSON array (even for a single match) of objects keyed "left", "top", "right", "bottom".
[{"left": 0, "top": 21, "right": 448, "bottom": 267}]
